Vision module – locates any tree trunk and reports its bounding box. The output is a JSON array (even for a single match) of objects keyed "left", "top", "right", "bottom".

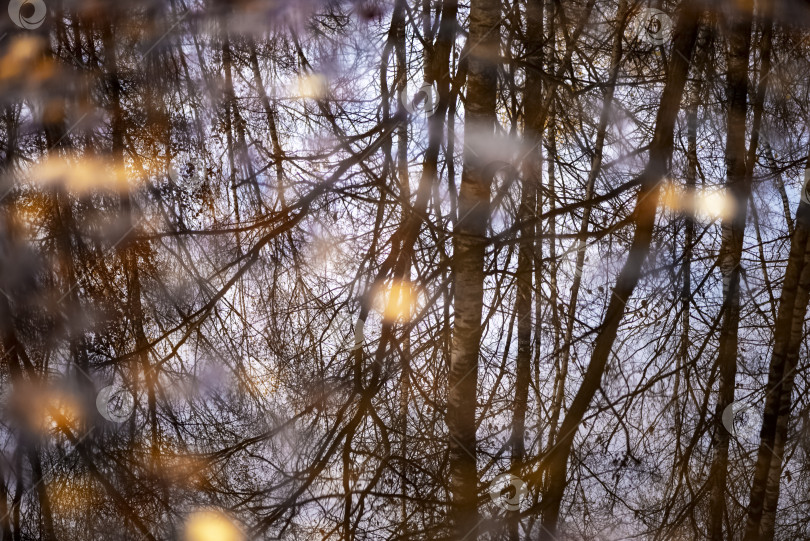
[
  {"left": 509, "top": 2, "right": 542, "bottom": 538},
  {"left": 447, "top": 0, "right": 500, "bottom": 537},
  {"left": 537, "top": 2, "right": 701, "bottom": 537},
  {"left": 707, "top": 4, "right": 753, "bottom": 539},
  {"left": 744, "top": 153, "right": 810, "bottom": 539}
]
